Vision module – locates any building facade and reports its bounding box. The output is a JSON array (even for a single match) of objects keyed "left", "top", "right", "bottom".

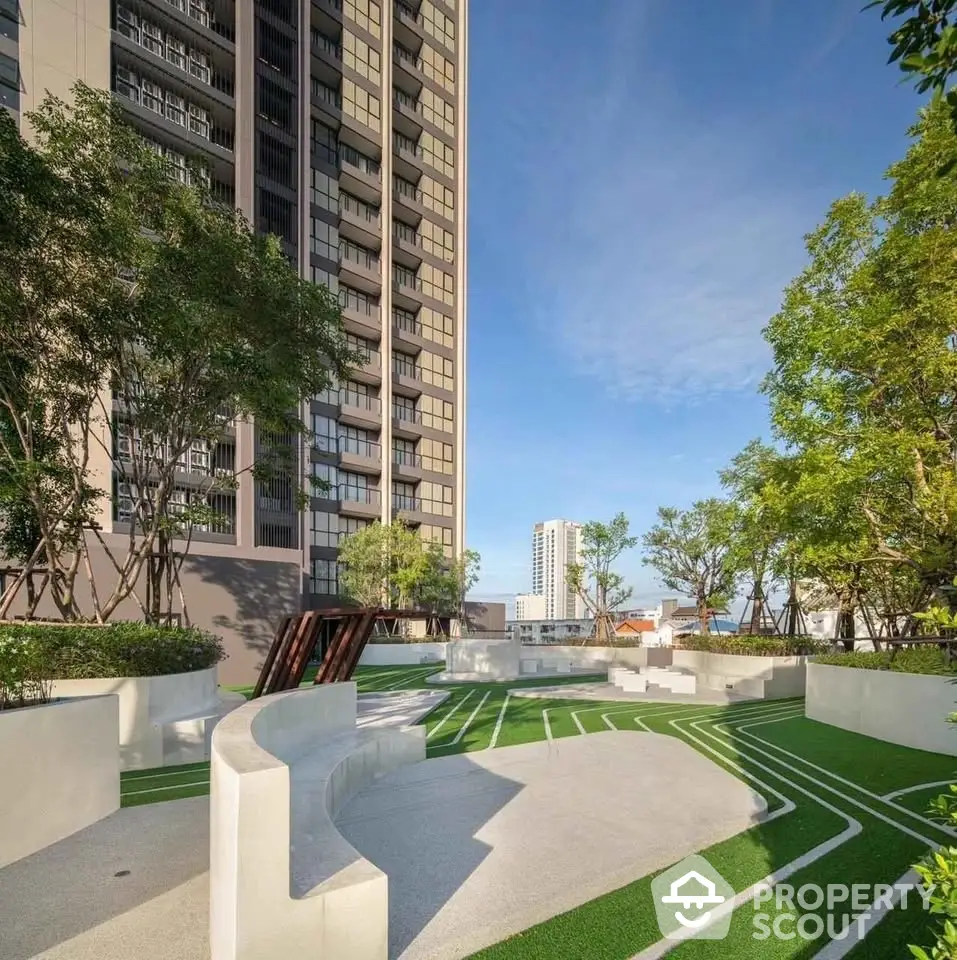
[
  {"left": 7, "top": 0, "right": 467, "bottom": 681},
  {"left": 529, "top": 519, "right": 584, "bottom": 620},
  {"left": 514, "top": 592, "right": 545, "bottom": 622}
]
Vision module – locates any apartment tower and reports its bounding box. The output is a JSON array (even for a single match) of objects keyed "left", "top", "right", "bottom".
[
  {"left": 5, "top": 0, "right": 467, "bottom": 681},
  {"left": 518, "top": 519, "right": 584, "bottom": 621}
]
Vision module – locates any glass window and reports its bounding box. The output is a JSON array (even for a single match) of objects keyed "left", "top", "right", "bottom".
[
  {"left": 311, "top": 510, "right": 339, "bottom": 547},
  {"left": 310, "top": 558, "right": 339, "bottom": 595},
  {"left": 311, "top": 169, "right": 339, "bottom": 212},
  {"left": 311, "top": 461, "right": 338, "bottom": 499},
  {"left": 312, "top": 413, "right": 337, "bottom": 452},
  {"left": 311, "top": 218, "right": 339, "bottom": 261}
]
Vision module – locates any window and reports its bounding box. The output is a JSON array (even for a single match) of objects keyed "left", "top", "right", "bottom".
[
  {"left": 258, "top": 19, "right": 295, "bottom": 77},
  {"left": 393, "top": 437, "right": 417, "bottom": 466},
  {"left": 421, "top": 43, "right": 455, "bottom": 94},
  {"left": 341, "top": 192, "right": 379, "bottom": 224},
  {"left": 420, "top": 438, "right": 453, "bottom": 475},
  {"left": 311, "top": 169, "right": 339, "bottom": 212},
  {"left": 311, "top": 510, "right": 339, "bottom": 548},
  {"left": 422, "top": 1, "right": 455, "bottom": 51},
  {"left": 312, "top": 266, "right": 339, "bottom": 294},
  {"left": 341, "top": 516, "right": 371, "bottom": 538},
  {"left": 311, "top": 461, "right": 338, "bottom": 499},
  {"left": 420, "top": 220, "right": 454, "bottom": 263},
  {"left": 311, "top": 219, "right": 339, "bottom": 261},
  {"left": 340, "top": 471, "right": 373, "bottom": 503},
  {"left": 142, "top": 19, "right": 164, "bottom": 55},
  {"left": 392, "top": 351, "right": 418, "bottom": 379},
  {"left": 393, "top": 174, "right": 419, "bottom": 202},
  {"left": 314, "top": 378, "right": 340, "bottom": 404},
  {"left": 339, "top": 424, "right": 378, "bottom": 458},
  {"left": 393, "top": 395, "right": 417, "bottom": 423},
  {"left": 420, "top": 176, "right": 454, "bottom": 223},
  {"left": 0, "top": 52, "right": 18, "bottom": 108},
  {"left": 421, "top": 523, "right": 453, "bottom": 556},
  {"left": 346, "top": 334, "right": 378, "bottom": 363},
  {"left": 342, "top": 78, "right": 380, "bottom": 132},
  {"left": 420, "top": 395, "right": 453, "bottom": 433},
  {"left": 165, "top": 90, "right": 187, "bottom": 126},
  {"left": 311, "top": 119, "right": 338, "bottom": 165},
  {"left": 312, "top": 413, "right": 337, "bottom": 452},
  {"left": 392, "top": 480, "right": 417, "bottom": 511},
  {"left": 344, "top": 0, "right": 380, "bottom": 37},
  {"left": 341, "top": 143, "right": 380, "bottom": 178},
  {"left": 258, "top": 188, "right": 296, "bottom": 244},
  {"left": 189, "top": 103, "right": 210, "bottom": 139},
  {"left": 421, "top": 132, "right": 455, "bottom": 180},
  {"left": 258, "top": 75, "right": 294, "bottom": 131},
  {"left": 393, "top": 220, "right": 419, "bottom": 247},
  {"left": 393, "top": 263, "right": 417, "bottom": 290},
  {"left": 419, "top": 351, "right": 453, "bottom": 392},
  {"left": 340, "top": 238, "right": 378, "bottom": 270},
  {"left": 310, "top": 558, "right": 339, "bottom": 595},
  {"left": 343, "top": 32, "right": 380, "bottom": 83},
  {"left": 313, "top": 78, "right": 341, "bottom": 109},
  {"left": 165, "top": 34, "right": 187, "bottom": 70},
  {"left": 189, "top": 50, "right": 211, "bottom": 84},
  {"left": 420, "top": 264, "right": 454, "bottom": 305},
  {"left": 420, "top": 307, "right": 453, "bottom": 348},
  {"left": 259, "top": 131, "right": 294, "bottom": 187},
  {"left": 339, "top": 285, "right": 378, "bottom": 317},
  {"left": 393, "top": 306, "right": 420, "bottom": 335},
  {"left": 420, "top": 481, "right": 453, "bottom": 517},
  {"left": 421, "top": 90, "right": 455, "bottom": 139}
]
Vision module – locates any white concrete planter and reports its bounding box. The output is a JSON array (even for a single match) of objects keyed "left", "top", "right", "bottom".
[
  {"left": 50, "top": 666, "right": 225, "bottom": 771},
  {"left": 807, "top": 662, "right": 957, "bottom": 755},
  {"left": 358, "top": 641, "right": 448, "bottom": 666},
  {"left": 672, "top": 651, "right": 808, "bottom": 699},
  {"left": 0, "top": 695, "right": 119, "bottom": 868}
]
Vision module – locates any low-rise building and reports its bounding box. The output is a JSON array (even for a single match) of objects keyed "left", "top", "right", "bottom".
[{"left": 508, "top": 618, "right": 593, "bottom": 644}]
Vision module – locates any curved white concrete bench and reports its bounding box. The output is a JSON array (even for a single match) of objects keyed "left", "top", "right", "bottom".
[{"left": 210, "top": 682, "right": 425, "bottom": 960}]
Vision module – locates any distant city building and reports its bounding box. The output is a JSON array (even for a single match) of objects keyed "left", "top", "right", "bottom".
[
  {"left": 522, "top": 518, "right": 585, "bottom": 620},
  {"left": 508, "top": 618, "right": 594, "bottom": 643},
  {"left": 515, "top": 593, "right": 546, "bottom": 621}
]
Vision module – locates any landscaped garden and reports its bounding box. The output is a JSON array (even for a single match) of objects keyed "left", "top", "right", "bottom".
[{"left": 117, "top": 662, "right": 957, "bottom": 958}]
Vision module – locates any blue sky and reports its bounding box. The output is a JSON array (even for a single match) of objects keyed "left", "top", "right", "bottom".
[{"left": 465, "top": 0, "right": 925, "bottom": 606}]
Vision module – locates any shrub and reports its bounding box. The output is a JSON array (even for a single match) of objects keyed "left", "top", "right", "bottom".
[
  {"left": 0, "top": 622, "right": 225, "bottom": 710},
  {"left": 677, "top": 635, "right": 827, "bottom": 657},
  {"left": 814, "top": 646, "right": 957, "bottom": 676}
]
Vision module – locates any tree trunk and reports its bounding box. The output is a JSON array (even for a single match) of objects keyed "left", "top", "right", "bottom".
[
  {"left": 750, "top": 582, "right": 764, "bottom": 635},
  {"left": 697, "top": 593, "right": 710, "bottom": 636}
]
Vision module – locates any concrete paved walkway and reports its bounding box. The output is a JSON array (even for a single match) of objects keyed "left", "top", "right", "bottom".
[{"left": 336, "top": 730, "right": 766, "bottom": 960}]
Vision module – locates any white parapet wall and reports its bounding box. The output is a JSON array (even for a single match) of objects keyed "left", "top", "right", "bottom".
[
  {"left": 671, "top": 651, "right": 808, "bottom": 699},
  {"left": 447, "top": 636, "right": 521, "bottom": 679},
  {"left": 50, "top": 666, "right": 230, "bottom": 771},
  {"left": 209, "top": 682, "right": 425, "bottom": 960},
  {"left": 358, "top": 642, "right": 449, "bottom": 666},
  {"left": 806, "top": 662, "right": 957, "bottom": 755},
  {"left": 0, "top": 695, "right": 120, "bottom": 868}
]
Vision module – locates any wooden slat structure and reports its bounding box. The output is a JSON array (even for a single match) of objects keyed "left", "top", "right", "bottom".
[{"left": 251, "top": 608, "right": 420, "bottom": 698}]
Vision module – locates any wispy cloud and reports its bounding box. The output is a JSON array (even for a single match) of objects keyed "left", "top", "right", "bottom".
[{"left": 513, "top": 2, "right": 820, "bottom": 404}]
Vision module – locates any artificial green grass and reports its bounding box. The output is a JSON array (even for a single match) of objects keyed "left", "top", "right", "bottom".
[{"left": 123, "top": 662, "right": 957, "bottom": 958}]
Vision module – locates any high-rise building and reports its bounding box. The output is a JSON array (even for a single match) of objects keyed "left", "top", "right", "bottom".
[
  {"left": 524, "top": 519, "right": 584, "bottom": 621},
  {"left": 7, "top": 0, "right": 467, "bottom": 681}
]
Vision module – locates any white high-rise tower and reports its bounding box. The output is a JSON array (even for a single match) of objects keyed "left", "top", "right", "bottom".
[{"left": 529, "top": 519, "right": 585, "bottom": 620}]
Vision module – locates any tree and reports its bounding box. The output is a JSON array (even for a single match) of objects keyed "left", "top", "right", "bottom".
[
  {"left": 338, "top": 521, "right": 422, "bottom": 610},
  {"left": 567, "top": 513, "right": 637, "bottom": 642},
  {"left": 867, "top": 0, "right": 957, "bottom": 140},
  {"left": 0, "top": 85, "right": 355, "bottom": 622},
  {"left": 762, "top": 100, "right": 957, "bottom": 627},
  {"left": 642, "top": 500, "right": 740, "bottom": 636}
]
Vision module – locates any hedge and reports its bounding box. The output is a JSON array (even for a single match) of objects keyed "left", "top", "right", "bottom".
[
  {"left": 814, "top": 646, "right": 957, "bottom": 676},
  {"left": 0, "top": 622, "right": 225, "bottom": 710},
  {"left": 676, "top": 635, "right": 828, "bottom": 657}
]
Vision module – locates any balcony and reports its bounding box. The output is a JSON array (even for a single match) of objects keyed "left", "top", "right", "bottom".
[
  {"left": 393, "top": 0, "right": 425, "bottom": 53},
  {"left": 392, "top": 174, "right": 424, "bottom": 227},
  {"left": 392, "top": 220, "right": 423, "bottom": 269},
  {"left": 339, "top": 242, "right": 381, "bottom": 294},
  {"left": 393, "top": 42, "right": 424, "bottom": 97},
  {"left": 392, "top": 263, "right": 422, "bottom": 312},
  {"left": 392, "top": 309, "right": 424, "bottom": 353},
  {"left": 340, "top": 389, "right": 382, "bottom": 429},
  {"left": 392, "top": 448, "right": 423, "bottom": 480},
  {"left": 340, "top": 296, "right": 382, "bottom": 341},
  {"left": 392, "top": 404, "right": 422, "bottom": 439},
  {"left": 393, "top": 130, "right": 423, "bottom": 183},
  {"left": 339, "top": 485, "right": 382, "bottom": 519},
  {"left": 349, "top": 344, "right": 382, "bottom": 386},
  {"left": 338, "top": 436, "right": 382, "bottom": 474},
  {"left": 338, "top": 192, "right": 381, "bottom": 249},
  {"left": 311, "top": 27, "right": 342, "bottom": 88},
  {"left": 392, "top": 87, "right": 423, "bottom": 140},
  {"left": 392, "top": 494, "right": 421, "bottom": 514},
  {"left": 340, "top": 144, "right": 382, "bottom": 205}
]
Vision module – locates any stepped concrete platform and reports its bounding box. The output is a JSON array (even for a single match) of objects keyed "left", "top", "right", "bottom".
[{"left": 510, "top": 681, "right": 759, "bottom": 705}]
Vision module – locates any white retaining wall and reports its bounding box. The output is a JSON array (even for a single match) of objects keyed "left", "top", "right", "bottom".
[
  {"left": 209, "top": 682, "right": 425, "bottom": 960},
  {"left": 806, "top": 662, "right": 957, "bottom": 755},
  {"left": 51, "top": 666, "right": 222, "bottom": 770},
  {"left": 0, "top": 695, "right": 120, "bottom": 868},
  {"left": 447, "top": 636, "right": 521, "bottom": 678},
  {"left": 671, "top": 651, "right": 808, "bottom": 699},
  {"left": 358, "top": 642, "right": 448, "bottom": 666}
]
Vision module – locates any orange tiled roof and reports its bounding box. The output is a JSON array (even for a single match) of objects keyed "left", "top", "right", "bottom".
[{"left": 615, "top": 619, "right": 655, "bottom": 634}]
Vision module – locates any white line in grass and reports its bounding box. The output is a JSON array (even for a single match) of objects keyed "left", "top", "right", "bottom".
[
  {"left": 426, "top": 689, "right": 475, "bottom": 740},
  {"left": 120, "top": 766, "right": 209, "bottom": 782},
  {"left": 451, "top": 691, "right": 491, "bottom": 745},
  {"left": 542, "top": 708, "right": 553, "bottom": 741},
  {"left": 883, "top": 779, "right": 956, "bottom": 801},
  {"left": 123, "top": 779, "right": 209, "bottom": 797},
  {"left": 489, "top": 694, "right": 511, "bottom": 749}
]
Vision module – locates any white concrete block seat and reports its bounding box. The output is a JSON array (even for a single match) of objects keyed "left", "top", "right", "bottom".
[
  {"left": 609, "top": 666, "right": 697, "bottom": 696},
  {"left": 51, "top": 667, "right": 244, "bottom": 771},
  {"left": 210, "top": 682, "right": 425, "bottom": 960}
]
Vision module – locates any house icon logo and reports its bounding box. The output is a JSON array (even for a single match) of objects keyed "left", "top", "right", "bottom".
[{"left": 651, "top": 854, "right": 735, "bottom": 941}]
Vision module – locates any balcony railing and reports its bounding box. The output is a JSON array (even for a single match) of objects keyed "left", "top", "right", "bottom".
[
  {"left": 341, "top": 486, "right": 381, "bottom": 505},
  {"left": 394, "top": 0, "right": 422, "bottom": 27},
  {"left": 392, "top": 356, "right": 419, "bottom": 379},
  {"left": 392, "top": 404, "right": 421, "bottom": 424},
  {"left": 313, "top": 79, "right": 341, "bottom": 109},
  {"left": 341, "top": 192, "right": 381, "bottom": 225},
  {"left": 392, "top": 494, "right": 420, "bottom": 512},
  {"left": 342, "top": 145, "right": 382, "bottom": 181},
  {"left": 341, "top": 244, "right": 380, "bottom": 273},
  {"left": 393, "top": 131, "right": 421, "bottom": 158},
  {"left": 393, "top": 221, "right": 421, "bottom": 247},
  {"left": 393, "top": 449, "right": 422, "bottom": 468},
  {"left": 393, "top": 88, "right": 422, "bottom": 116},
  {"left": 311, "top": 29, "right": 341, "bottom": 60},
  {"left": 340, "top": 290, "right": 381, "bottom": 319},
  {"left": 393, "top": 42, "right": 422, "bottom": 72},
  {"left": 339, "top": 436, "right": 381, "bottom": 460},
  {"left": 393, "top": 309, "right": 422, "bottom": 336},
  {"left": 342, "top": 390, "right": 382, "bottom": 414},
  {"left": 393, "top": 175, "right": 421, "bottom": 204}
]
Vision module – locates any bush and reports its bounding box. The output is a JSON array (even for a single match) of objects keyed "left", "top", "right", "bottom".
[
  {"left": 0, "top": 622, "right": 225, "bottom": 710},
  {"left": 814, "top": 645, "right": 957, "bottom": 676},
  {"left": 677, "top": 635, "right": 827, "bottom": 657}
]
